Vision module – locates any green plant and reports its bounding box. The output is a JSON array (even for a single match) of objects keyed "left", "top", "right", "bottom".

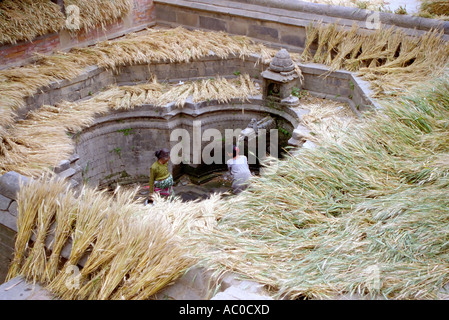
[
  {"left": 117, "top": 128, "right": 134, "bottom": 136},
  {"left": 395, "top": 5, "right": 407, "bottom": 15},
  {"left": 292, "top": 87, "right": 308, "bottom": 99},
  {"left": 81, "top": 162, "right": 90, "bottom": 184},
  {"left": 355, "top": 1, "right": 369, "bottom": 10},
  {"left": 291, "top": 87, "right": 301, "bottom": 97},
  {"left": 111, "top": 147, "right": 122, "bottom": 157},
  {"left": 233, "top": 70, "right": 241, "bottom": 76},
  {"left": 278, "top": 127, "right": 291, "bottom": 137},
  {"left": 120, "top": 170, "right": 129, "bottom": 178}
]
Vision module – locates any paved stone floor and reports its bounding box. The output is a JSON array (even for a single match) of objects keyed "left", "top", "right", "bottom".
[
  {"left": 0, "top": 276, "right": 54, "bottom": 300},
  {"left": 123, "top": 171, "right": 243, "bottom": 204}
]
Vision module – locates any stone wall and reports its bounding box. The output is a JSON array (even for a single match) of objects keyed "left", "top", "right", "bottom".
[
  {"left": 21, "top": 66, "right": 114, "bottom": 119},
  {"left": 154, "top": 0, "right": 449, "bottom": 50},
  {"left": 21, "top": 54, "right": 376, "bottom": 122},
  {"left": 0, "top": 0, "right": 156, "bottom": 70},
  {"left": 0, "top": 169, "right": 86, "bottom": 285},
  {"left": 73, "top": 98, "right": 295, "bottom": 187},
  {"left": 114, "top": 54, "right": 266, "bottom": 85}
]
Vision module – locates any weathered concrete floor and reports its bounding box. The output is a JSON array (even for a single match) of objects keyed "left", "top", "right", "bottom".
[
  {"left": 0, "top": 270, "right": 274, "bottom": 300},
  {"left": 0, "top": 276, "right": 55, "bottom": 300}
]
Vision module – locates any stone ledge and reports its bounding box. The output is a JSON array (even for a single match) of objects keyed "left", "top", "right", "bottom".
[
  {"left": 0, "top": 195, "right": 11, "bottom": 211},
  {"left": 225, "top": 0, "right": 449, "bottom": 34},
  {"left": 0, "top": 211, "right": 17, "bottom": 232},
  {"left": 0, "top": 172, "right": 29, "bottom": 201},
  {"left": 154, "top": 0, "right": 449, "bottom": 40}
]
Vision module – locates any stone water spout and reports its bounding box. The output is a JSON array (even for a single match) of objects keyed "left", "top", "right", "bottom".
[{"left": 238, "top": 116, "right": 276, "bottom": 145}]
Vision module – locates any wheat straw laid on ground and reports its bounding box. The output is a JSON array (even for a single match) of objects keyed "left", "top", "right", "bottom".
[
  {"left": 0, "top": 0, "right": 133, "bottom": 46},
  {"left": 300, "top": 22, "right": 449, "bottom": 97},
  {"left": 191, "top": 74, "right": 449, "bottom": 300},
  {"left": 295, "top": 91, "right": 359, "bottom": 144},
  {"left": 0, "top": 0, "right": 65, "bottom": 45},
  {"left": 0, "top": 27, "right": 277, "bottom": 130},
  {"left": 419, "top": 0, "right": 449, "bottom": 20}
]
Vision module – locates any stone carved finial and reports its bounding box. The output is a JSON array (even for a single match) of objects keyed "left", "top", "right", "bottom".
[
  {"left": 269, "top": 48, "right": 295, "bottom": 74},
  {"left": 261, "top": 48, "right": 301, "bottom": 107}
]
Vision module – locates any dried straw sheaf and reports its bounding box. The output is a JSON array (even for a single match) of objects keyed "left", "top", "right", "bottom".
[
  {"left": 0, "top": 0, "right": 132, "bottom": 46},
  {"left": 301, "top": 22, "right": 449, "bottom": 97},
  {"left": 0, "top": 0, "right": 65, "bottom": 45},
  {"left": 66, "top": 26, "right": 275, "bottom": 71},
  {"left": 298, "top": 93, "right": 359, "bottom": 143},
  {"left": 7, "top": 176, "right": 219, "bottom": 300},
  {"left": 193, "top": 74, "right": 449, "bottom": 300}
]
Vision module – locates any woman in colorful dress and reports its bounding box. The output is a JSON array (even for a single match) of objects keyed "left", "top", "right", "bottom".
[{"left": 147, "top": 148, "right": 174, "bottom": 204}]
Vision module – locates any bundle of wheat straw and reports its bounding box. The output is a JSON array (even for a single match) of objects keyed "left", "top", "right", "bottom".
[
  {"left": 45, "top": 188, "right": 78, "bottom": 283},
  {"left": 19, "top": 177, "right": 70, "bottom": 284},
  {"left": 9, "top": 176, "right": 210, "bottom": 300},
  {"left": 6, "top": 174, "right": 55, "bottom": 281},
  {"left": 0, "top": 0, "right": 65, "bottom": 45},
  {"left": 46, "top": 187, "right": 110, "bottom": 298},
  {"left": 0, "top": 27, "right": 274, "bottom": 131}
]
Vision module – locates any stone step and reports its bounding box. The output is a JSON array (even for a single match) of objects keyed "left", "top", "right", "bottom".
[
  {"left": 53, "top": 160, "right": 70, "bottom": 174},
  {"left": 57, "top": 168, "right": 77, "bottom": 180}
]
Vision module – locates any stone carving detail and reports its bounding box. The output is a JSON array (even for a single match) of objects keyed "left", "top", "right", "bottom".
[
  {"left": 268, "top": 48, "right": 296, "bottom": 76},
  {"left": 261, "top": 49, "right": 301, "bottom": 106}
]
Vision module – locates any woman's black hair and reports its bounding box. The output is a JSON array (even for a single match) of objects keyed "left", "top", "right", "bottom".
[
  {"left": 232, "top": 145, "right": 238, "bottom": 158},
  {"left": 155, "top": 148, "right": 170, "bottom": 160}
]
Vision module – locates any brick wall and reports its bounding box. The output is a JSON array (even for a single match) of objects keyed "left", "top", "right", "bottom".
[
  {"left": 0, "top": 0, "right": 156, "bottom": 70},
  {"left": 133, "top": 0, "right": 156, "bottom": 25}
]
